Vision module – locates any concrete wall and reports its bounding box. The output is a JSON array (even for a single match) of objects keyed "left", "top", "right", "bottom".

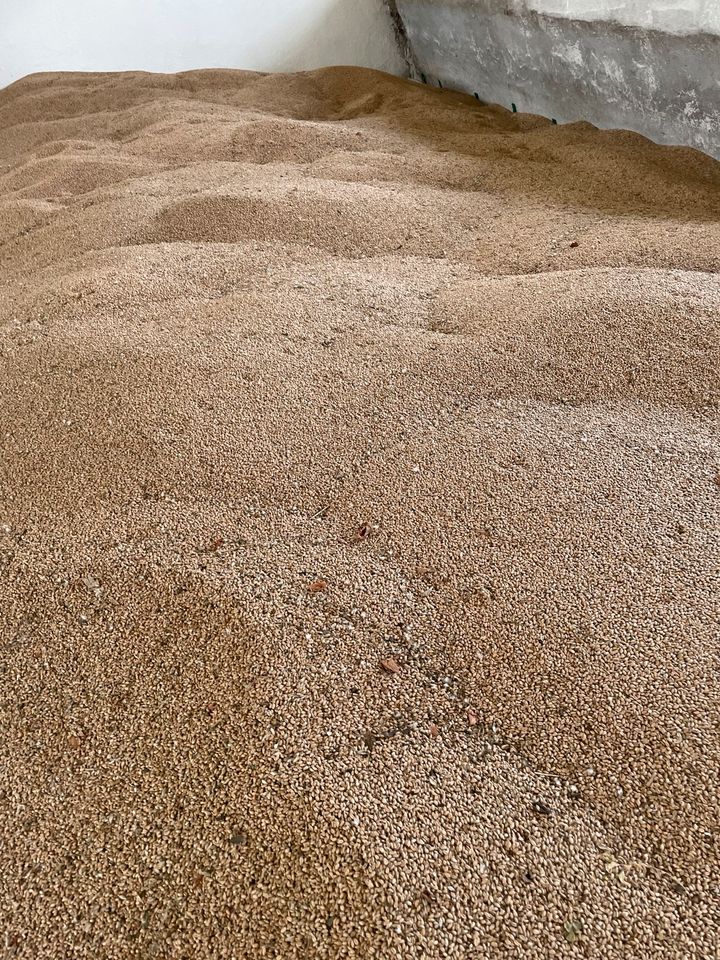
[
  {"left": 394, "top": 0, "right": 720, "bottom": 158},
  {"left": 522, "top": 0, "right": 720, "bottom": 34},
  {"left": 0, "top": 0, "right": 406, "bottom": 90}
]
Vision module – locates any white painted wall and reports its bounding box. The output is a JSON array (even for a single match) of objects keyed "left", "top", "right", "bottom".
[
  {"left": 506, "top": 0, "right": 719, "bottom": 36},
  {"left": 0, "top": 0, "right": 405, "bottom": 90}
]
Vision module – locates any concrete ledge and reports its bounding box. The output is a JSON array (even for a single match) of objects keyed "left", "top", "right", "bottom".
[{"left": 395, "top": 0, "right": 720, "bottom": 158}]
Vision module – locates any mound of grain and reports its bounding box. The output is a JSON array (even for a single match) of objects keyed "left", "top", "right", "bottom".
[{"left": 1, "top": 67, "right": 718, "bottom": 959}]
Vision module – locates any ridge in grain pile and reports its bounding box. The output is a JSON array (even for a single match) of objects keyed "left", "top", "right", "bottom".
[{"left": 1, "top": 67, "right": 719, "bottom": 959}]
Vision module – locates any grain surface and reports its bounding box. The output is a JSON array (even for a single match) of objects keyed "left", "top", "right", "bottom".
[{"left": 1, "top": 67, "right": 719, "bottom": 959}]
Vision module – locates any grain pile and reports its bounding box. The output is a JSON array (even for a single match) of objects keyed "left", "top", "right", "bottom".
[{"left": 1, "top": 67, "right": 719, "bottom": 959}]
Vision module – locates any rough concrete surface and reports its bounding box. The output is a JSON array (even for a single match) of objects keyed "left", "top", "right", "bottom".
[
  {"left": 394, "top": 0, "right": 720, "bottom": 157},
  {"left": 506, "top": 0, "right": 720, "bottom": 35}
]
